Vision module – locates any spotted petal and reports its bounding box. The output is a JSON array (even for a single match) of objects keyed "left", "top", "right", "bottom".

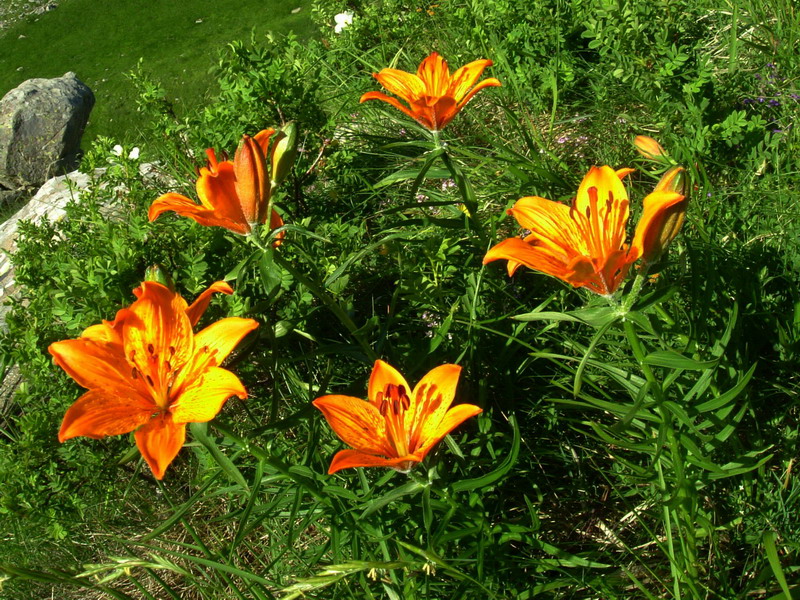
[
  {"left": 59, "top": 388, "right": 155, "bottom": 442},
  {"left": 134, "top": 413, "right": 186, "bottom": 480}
]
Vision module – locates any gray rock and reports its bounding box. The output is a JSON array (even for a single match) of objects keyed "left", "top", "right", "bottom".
[{"left": 0, "top": 72, "right": 94, "bottom": 188}]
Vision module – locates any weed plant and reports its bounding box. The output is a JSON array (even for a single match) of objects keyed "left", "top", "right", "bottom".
[{"left": 1, "top": 0, "right": 799, "bottom": 598}]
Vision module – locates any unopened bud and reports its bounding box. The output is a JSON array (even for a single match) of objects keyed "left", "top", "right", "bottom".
[
  {"left": 634, "top": 135, "right": 666, "bottom": 160},
  {"left": 654, "top": 165, "right": 686, "bottom": 196},
  {"left": 270, "top": 122, "right": 298, "bottom": 188},
  {"left": 145, "top": 264, "right": 175, "bottom": 290},
  {"left": 234, "top": 134, "right": 270, "bottom": 226},
  {"left": 633, "top": 166, "right": 688, "bottom": 264}
]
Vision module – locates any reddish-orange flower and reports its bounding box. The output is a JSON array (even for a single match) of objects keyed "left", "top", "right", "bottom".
[
  {"left": 483, "top": 165, "right": 686, "bottom": 295},
  {"left": 360, "top": 52, "right": 501, "bottom": 131},
  {"left": 50, "top": 280, "right": 259, "bottom": 479},
  {"left": 313, "top": 360, "right": 482, "bottom": 473},
  {"left": 149, "top": 129, "right": 284, "bottom": 238}
]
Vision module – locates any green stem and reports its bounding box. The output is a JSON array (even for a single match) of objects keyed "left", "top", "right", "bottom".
[
  {"left": 431, "top": 129, "right": 442, "bottom": 150},
  {"left": 620, "top": 270, "right": 648, "bottom": 314},
  {"left": 439, "top": 150, "right": 487, "bottom": 245}
]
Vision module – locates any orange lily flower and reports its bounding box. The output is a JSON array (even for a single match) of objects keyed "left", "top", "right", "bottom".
[
  {"left": 50, "top": 280, "right": 259, "bottom": 479},
  {"left": 360, "top": 52, "right": 501, "bottom": 131},
  {"left": 313, "top": 360, "right": 482, "bottom": 474},
  {"left": 483, "top": 165, "right": 686, "bottom": 295},
  {"left": 149, "top": 129, "right": 284, "bottom": 239}
]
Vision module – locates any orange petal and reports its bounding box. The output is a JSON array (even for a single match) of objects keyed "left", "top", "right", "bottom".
[
  {"left": 169, "top": 366, "right": 247, "bottom": 424},
  {"left": 448, "top": 59, "right": 493, "bottom": 101},
  {"left": 268, "top": 208, "right": 285, "bottom": 247},
  {"left": 193, "top": 317, "right": 259, "bottom": 365},
  {"left": 49, "top": 337, "right": 133, "bottom": 392},
  {"left": 313, "top": 394, "right": 390, "bottom": 456},
  {"left": 633, "top": 135, "right": 666, "bottom": 159},
  {"left": 453, "top": 77, "right": 501, "bottom": 116},
  {"left": 327, "top": 449, "right": 421, "bottom": 474},
  {"left": 509, "top": 196, "right": 582, "bottom": 256},
  {"left": 149, "top": 192, "right": 249, "bottom": 235},
  {"left": 615, "top": 167, "right": 636, "bottom": 180},
  {"left": 575, "top": 165, "right": 630, "bottom": 215},
  {"left": 564, "top": 255, "right": 601, "bottom": 288},
  {"left": 414, "top": 403, "right": 483, "bottom": 461},
  {"left": 135, "top": 413, "right": 186, "bottom": 479},
  {"left": 416, "top": 52, "right": 450, "bottom": 97},
  {"left": 426, "top": 96, "right": 459, "bottom": 130},
  {"left": 196, "top": 162, "right": 251, "bottom": 233},
  {"left": 186, "top": 281, "right": 234, "bottom": 327},
  {"left": 483, "top": 237, "right": 572, "bottom": 281},
  {"left": 407, "top": 364, "right": 461, "bottom": 452},
  {"left": 254, "top": 128, "right": 276, "bottom": 157},
  {"left": 360, "top": 91, "right": 419, "bottom": 123},
  {"left": 373, "top": 68, "right": 426, "bottom": 101},
  {"left": 59, "top": 388, "right": 155, "bottom": 442},
  {"left": 123, "top": 283, "right": 194, "bottom": 402},
  {"left": 367, "top": 360, "right": 411, "bottom": 409}
]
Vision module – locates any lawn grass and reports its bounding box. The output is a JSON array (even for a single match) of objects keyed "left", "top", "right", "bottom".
[{"left": 0, "top": 0, "right": 315, "bottom": 145}]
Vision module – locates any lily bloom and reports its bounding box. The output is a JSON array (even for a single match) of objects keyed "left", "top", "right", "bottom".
[
  {"left": 483, "top": 165, "right": 686, "bottom": 295},
  {"left": 313, "top": 360, "right": 482, "bottom": 474},
  {"left": 149, "top": 129, "right": 285, "bottom": 239},
  {"left": 50, "top": 280, "right": 259, "bottom": 479},
  {"left": 360, "top": 52, "right": 501, "bottom": 132}
]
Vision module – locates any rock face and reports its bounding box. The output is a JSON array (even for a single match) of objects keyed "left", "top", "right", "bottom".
[{"left": 0, "top": 72, "right": 94, "bottom": 190}]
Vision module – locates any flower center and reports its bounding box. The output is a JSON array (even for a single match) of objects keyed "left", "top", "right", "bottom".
[
  {"left": 377, "top": 383, "right": 411, "bottom": 457},
  {"left": 130, "top": 344, "right": 181, "bottom": 410}
]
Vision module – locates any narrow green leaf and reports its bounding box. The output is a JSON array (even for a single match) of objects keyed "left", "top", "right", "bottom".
[
  {"left": 763, "top": 531, "right": 793, "bottom": 599},
  {"left": 190, "top": 422, "right": 249, "bottom": 491},
  {"left": 695, "top": 364, "right": 756, "bottom": 413},
  {"left": 574, "top": 318, "right": 616, "bottom": 397},
  {"left": 360, "top": 481, "right": 423, "bottom": 518},
  {"left": 453, "top": 414, "right": 519, "bottom": 493},
  {"left": 643, "top": 350, "right": 718, "bottom": 370}
]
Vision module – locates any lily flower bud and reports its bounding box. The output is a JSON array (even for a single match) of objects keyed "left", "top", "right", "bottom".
[
  {"left": 632, "top": 166, "right": 688, "bottom": 264},
  {"left": 233, "top": 134, "right": 270, "bottom": 226},
  {"left": 144, "top": 264, "right": 175, "bottom": 290},
  {"left": 654, "top": 165, "right": 686, "bottom": 195},
  {"left": 634, "top": 135, "right": 666, "bottom": 160},
  {"left": 270, "top": 122, "right": 298, "bottom": 188}
]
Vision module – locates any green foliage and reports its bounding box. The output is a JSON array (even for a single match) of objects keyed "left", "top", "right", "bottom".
[{"left": 2, "top": 0, "right": 800, "bottom": 598}]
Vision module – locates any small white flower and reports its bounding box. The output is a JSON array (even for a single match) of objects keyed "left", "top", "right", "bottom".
[
  {"left": 111, "top": 144, "right": 124, "bottom": 156},
  {"left": 333, "top": 11, "right": 353, "bottom": 33},
  {"left": 128, "top": 147, "right": 140, "bottom": 160}
]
